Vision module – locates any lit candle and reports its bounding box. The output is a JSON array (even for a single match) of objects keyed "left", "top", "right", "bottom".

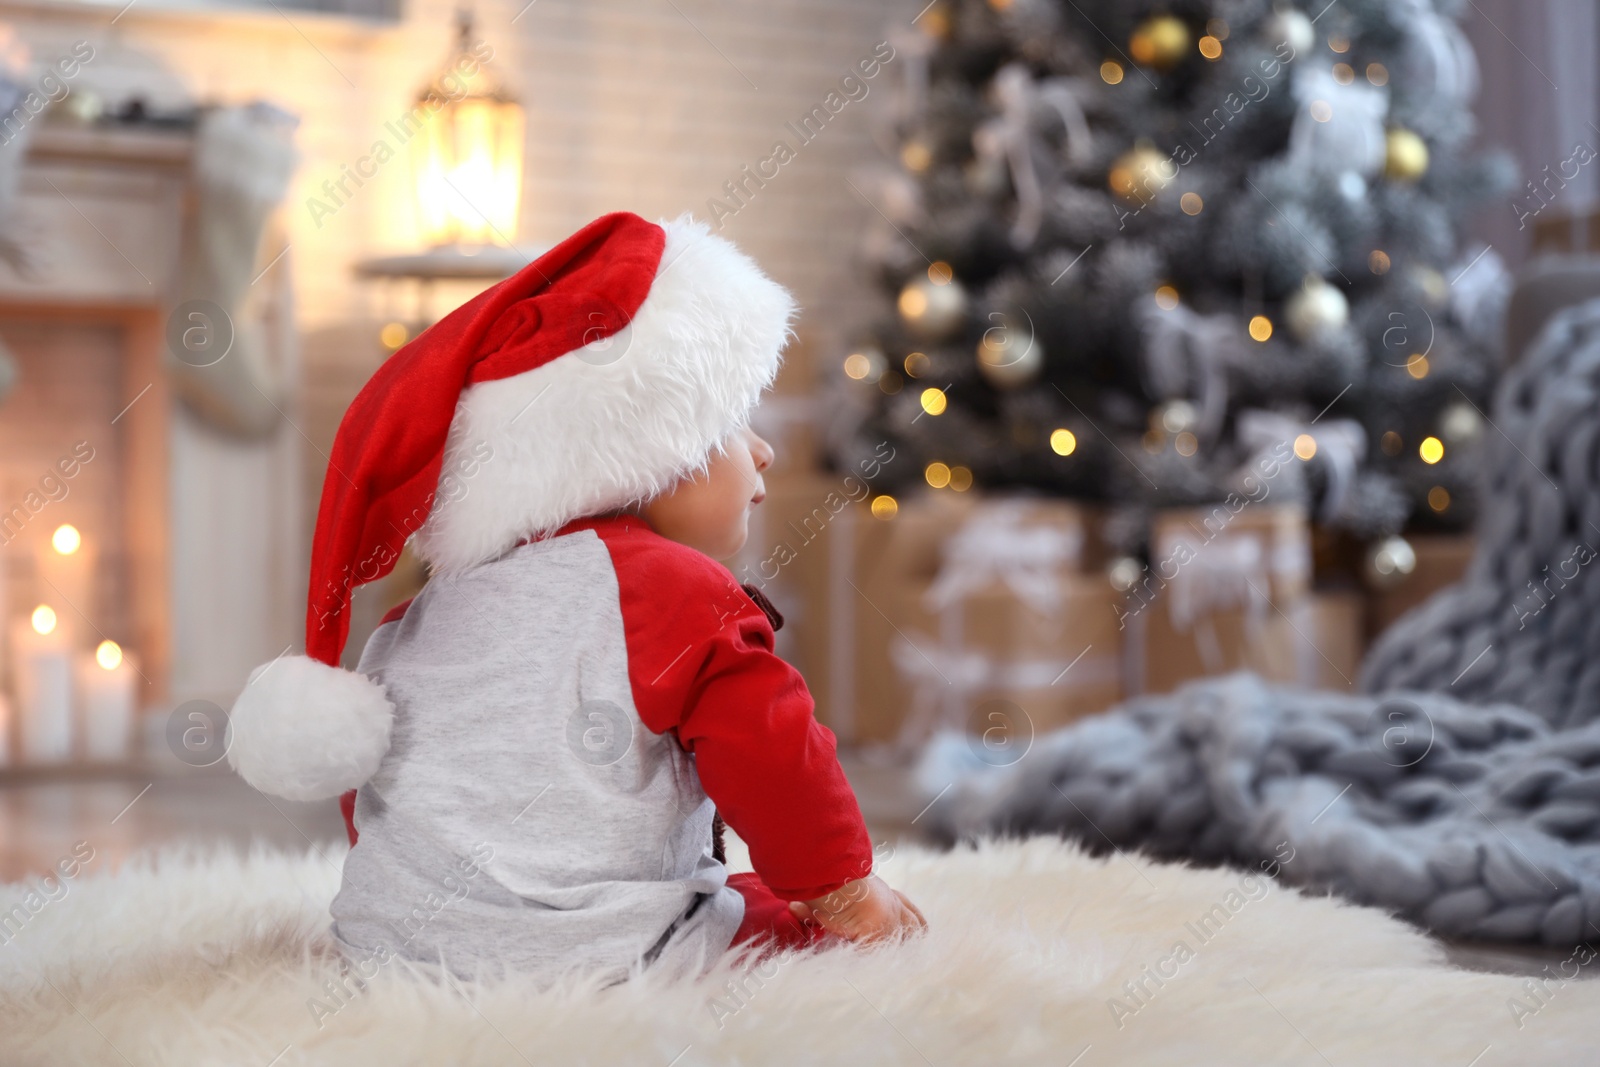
[
  {"left": 37, "top": 524, "right": 94, "bottom": 653},
  {"left": 78, "top": 640, "right": 136, "bottom": 762},
  {"left": 13, "top": 604, "right": 73, "bottom": 762}
]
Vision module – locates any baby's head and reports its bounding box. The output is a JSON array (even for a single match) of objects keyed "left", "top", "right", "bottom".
[
  {"left": 399, "top": 213, "right": 796, "bottom": 578},
  {"left": 636, "top": 427, "right": 774, "bottom": 561}
]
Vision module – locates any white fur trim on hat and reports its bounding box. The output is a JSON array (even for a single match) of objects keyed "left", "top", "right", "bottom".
[
  {"left": 413, "top": 213, "right": 798, "bottom": 576},
  {"left": 227, "top": 655, "right": 395, "bottom": 802}
]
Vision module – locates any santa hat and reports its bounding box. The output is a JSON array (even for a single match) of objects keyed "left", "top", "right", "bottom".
[{"left": 227, "top": 211, "right": 797, "bottom": 801}]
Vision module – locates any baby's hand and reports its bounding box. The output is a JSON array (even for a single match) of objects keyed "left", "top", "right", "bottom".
[{"left": 789, "top": 875, "right": 927, "bottom": 944}]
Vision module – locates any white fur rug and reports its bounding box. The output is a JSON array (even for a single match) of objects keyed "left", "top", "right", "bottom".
[{"left": 2, "top": 837, "right": 1597, "bottom": 1066}]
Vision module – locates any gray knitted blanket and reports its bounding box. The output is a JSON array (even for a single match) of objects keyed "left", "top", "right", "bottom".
[{"left": 922, "top": 299, "right": 1600, "bottom": 946}]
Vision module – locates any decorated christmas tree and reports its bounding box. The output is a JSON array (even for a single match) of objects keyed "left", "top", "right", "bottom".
[{"left": 830, "top": 0, "right": 1514, "bottom": 575}]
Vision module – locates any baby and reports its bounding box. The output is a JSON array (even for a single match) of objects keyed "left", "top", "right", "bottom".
[{"left": 228, "top": 211, "right": 924, "bottom": 984}]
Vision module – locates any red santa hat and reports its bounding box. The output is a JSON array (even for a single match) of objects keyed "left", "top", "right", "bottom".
[{"left": 227, "top": 211, "right": 797, "bottom": 800}]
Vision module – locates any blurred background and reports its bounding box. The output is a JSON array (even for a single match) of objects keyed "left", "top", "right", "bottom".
[{"left": 0, "top": 0, "right": 1588, "bottom": 886}]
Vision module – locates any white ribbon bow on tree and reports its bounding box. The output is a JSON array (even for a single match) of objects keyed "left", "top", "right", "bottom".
[
  {"left": 1139, "top": 298, "right": 1243, "bottom": 447},
  {"left": 1237, "top": 409, "right": 1368, "bottom": 522},
  {"left": 971, "top": 63, "right": 1093, "bottom": 248},
  {"left": 1288, "top": 65, "right": 1390, "bottom": 178}
]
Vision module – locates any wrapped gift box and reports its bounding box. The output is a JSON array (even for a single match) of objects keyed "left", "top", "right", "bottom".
[
  {"left": 737, "top": 479, "right": 1116, "bottom": 746},
  {"left": 1126, "top": 504, "right": 1321, "bottom": 694}
]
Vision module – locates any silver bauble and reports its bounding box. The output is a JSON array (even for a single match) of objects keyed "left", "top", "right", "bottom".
[
  {"left": 1285, "top": 277, "right": 1351, "bottom": 342},
  {"left": 1261, "top": 7, "right": 1315, "bottom": 54},
  {"left": 976, "top": 311, "right": 1043, "bottom": 388},
  {"left": 899, "top": 275, "right": 969, "bottom": 340},
  {"left": 1440, "top": 402, "right": 1485, "bottom": 445},
  {"left": 1366, "top": 535, "right": 1418, "bottom": 589}
]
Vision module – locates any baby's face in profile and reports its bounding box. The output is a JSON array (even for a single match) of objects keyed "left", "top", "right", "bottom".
[{"left": 636, "top": 427, "right": 774, "bottom": 561}]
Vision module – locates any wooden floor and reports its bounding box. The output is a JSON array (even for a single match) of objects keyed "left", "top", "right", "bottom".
[{"left": 0, "top": 758, "right": 1589, "bottom": 981}]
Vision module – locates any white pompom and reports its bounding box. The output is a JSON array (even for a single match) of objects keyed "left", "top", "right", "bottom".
[{"left": 227, "top": 655, "right": 395, "bottom": 801}]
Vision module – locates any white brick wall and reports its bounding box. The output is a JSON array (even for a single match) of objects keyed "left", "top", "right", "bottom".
[{"left": 2, "top": 0, "right": 911, "bottom": 394}]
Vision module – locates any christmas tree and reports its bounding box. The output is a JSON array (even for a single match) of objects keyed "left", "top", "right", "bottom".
[{"left": 831, "top": 0, "right": 1514, "bottom": 568}]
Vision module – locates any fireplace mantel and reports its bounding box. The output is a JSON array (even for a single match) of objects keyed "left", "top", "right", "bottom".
[{"left": 0, "top": 119, "right": 303, "bottom": 726}]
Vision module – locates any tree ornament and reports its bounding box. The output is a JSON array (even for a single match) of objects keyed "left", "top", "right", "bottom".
[
  {"left": 1365, "top": 535, "right": 1417, "bottom": 589},
  {"left": 1108, "top": 556, "right": 1144, "bottom": 593},
  {"left": 976, "top": 310, "right": 1043, "bottom": 388},
  {"left": 1129, "top": 15, "right": 1190, "bottom": 70},
  {"left": 1261, "top": 6, "right": 1315, "bottom": 54},
  {"left": 1154, "top": 399, "right": 1199, "bottom": 435},
  {"left": 898, "top": 274, "right": 969, "bottom": 340},
  {"left": 1108, "top": 142, "right": 1174, "bottom": 205},
  {"left": 1411, "top": 265, "right": 1449, "bottom": 310},
  {"left": 1385, "top": 127, "right": 1430, "bottom": 182},
  {"left": 1440, "top": 402, "right": 1484, "bottom": 445},
  {"left": 1285, "top": 276, "right": 1351, "bottom": 342},
  {"left": 842, "top": 345, "right": 888, "bottom": 384}
]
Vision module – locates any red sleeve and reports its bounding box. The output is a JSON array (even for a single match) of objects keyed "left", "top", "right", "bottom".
[{"left": 599, "top": 522, "right": 873, "bottom": 901}]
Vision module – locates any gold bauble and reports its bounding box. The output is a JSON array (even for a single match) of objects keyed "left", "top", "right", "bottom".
[
  {"left": 1108, "top": 143, "right": 1175, "bottom": 205},
  {"left": 976, "top": 312, "right": 1042, "bottom": 388},
  {"left": 898, "top": 275, "right": 969, "bottom": 340},
  {"left": 1130, "top": 15, "right": 1190, "bottom": 70},
  {"left": 1385, "top": 127, "right": 1430, "bottom": 182}
]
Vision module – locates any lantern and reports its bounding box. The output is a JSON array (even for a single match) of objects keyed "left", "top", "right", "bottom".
[{"left": 411, "top": 12, "right": 525, "bottom": 248}]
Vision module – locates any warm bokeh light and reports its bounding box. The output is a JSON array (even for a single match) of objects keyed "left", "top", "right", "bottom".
[
  {"left": 928, "top": 261, "right": 954, "bottom": 285},
  {"left": 1309, "top": 99, "right": 1333, "bottom": 122},
  {"left": 1369, "top": 250, "right": 1391, "bottom": 274},
  {"left": 1249, "top": 315, "right": 1274, "bottom": 342},
  {"left": 901, "top": 140, "right": 932, "bottom": 172},
  {"left": 1332, "top": 63, "right": 1354, "bottom": 84},
  {"left": 920, "top": 387, "right": 948, "bottom": 416},
  {"left": 1180, "top": 192, "right": 1204, "bottom": 215},
  {"left": 843, "top": 352, "right": 874, "bottom": 380},
  {"left": 1101, "top": 60, "right": 1125, "bottom": 84},
  {"left": 1428, "top": 486, "right": 1451, "bottom": 512},
  {"left": 1198, "top": 35, "right": 1223, "bottom": 59},
  {"left": 898, "top": 286, "right": 928, "bottom": 319},
  {"left": 96, "top": 640, "right": 124, "bottom": 670},
  {"left": 32, "top": 604, "right": 57, "bottom": 636},
  {"left": 1155, "top": 285, "right": 1180, "bottom": 309},
  {"left": 904, "top": 351, "right": 931, "bottom": 377},
  {"left": 870, "top": 494, "right": 899, "bottom": 520},
  {"left": 51, "top": 524, "right": 81, "bottom": 556},
  {"left": 1367, "top": 63, "right": 1389, "bottom": 86},
  {"left": 1329, "top": 34, "right": 1350, "bottom": 53},
  {"left": 1175, "top": 431, "right": 1199, "bottom": 456},
  {"left": 1050, "top": 428, "right": 1078, "bottom": 456},
  {"left": 925, "top": 461, "right": 952, "bottom": 489},
  {"left": 1294, "top": 434, "right": 1318, "bottom": 461},
  {"left": 1420, "top": 436, "right": 1445, "bottom": 464},
  {"left": 949, "top": 465, "right": 974, "bottom": 491},
  {"left": 379, "top": 322, "right": 409, "bottom": 350},
  {"left": 1407, "top": 354, "right": 1430, "bottom": 380}
]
